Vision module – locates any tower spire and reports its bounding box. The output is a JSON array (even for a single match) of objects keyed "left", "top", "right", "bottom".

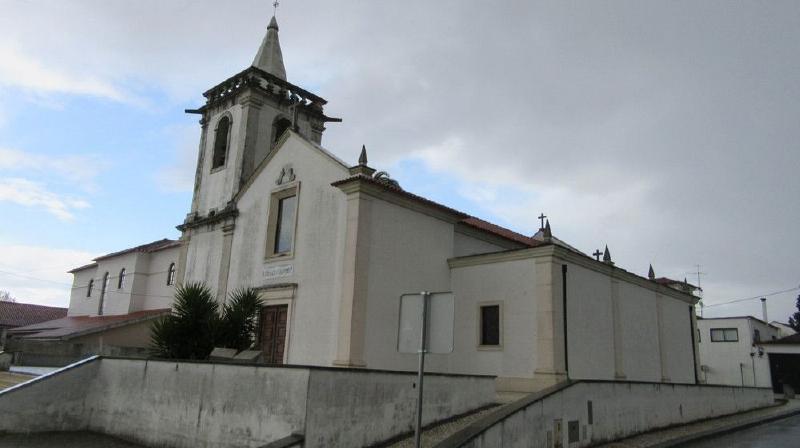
[{"left": 252, "top": 12, "right": 287, "bottom": 80}]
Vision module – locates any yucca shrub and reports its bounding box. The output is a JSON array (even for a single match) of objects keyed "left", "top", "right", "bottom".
[{"left": 150, "top": 283, "right": 262, "bottom": 359}]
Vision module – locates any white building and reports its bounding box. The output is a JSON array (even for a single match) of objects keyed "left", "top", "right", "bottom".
[
  {"left": 167, "top": 14, "right": 702, "bottom": 393},
  {"left": 696, "top": 316, "right": 780, "bottom": 388},
  {"left": 769, "top": 321, "right": 797, "bottom": 339},
  {"left": 8, "top": 239, "right": 179, "bottom": 358}
]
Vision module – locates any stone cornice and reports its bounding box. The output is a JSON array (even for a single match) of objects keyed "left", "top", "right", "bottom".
[
  {"left": 176, "top": 205, "right": 238, "bottom": 232},
  {"left": 332, "top": 175, "right": 467, "bottom": 224},
  {"left": 449, "top": 244, "right": 698, "bottom": 304}
]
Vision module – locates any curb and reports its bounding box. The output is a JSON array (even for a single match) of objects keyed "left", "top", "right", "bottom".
[{"left": 650, "top": 407, "right": 800, "bottom": 448}]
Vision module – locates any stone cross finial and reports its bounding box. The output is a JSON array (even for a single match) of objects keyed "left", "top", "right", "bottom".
[
  {"left": 603, "top": 245, "right": 613, "bottom": 265},
  {"left": 593, "top": 249, "right": 602, "bottom": 261},
  {"left": 358, "top": 145, "right": 368, "bottom": 166},
  {"left": 648, "top": 264, "right": 655, "bottom": 280},
  {"left": 538, "top": 213, "right": 547, "bottom": 230}
]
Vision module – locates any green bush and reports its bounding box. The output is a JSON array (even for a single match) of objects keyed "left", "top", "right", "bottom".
[{"left": 150, "top": 283, "right": 262, "bottom": 359}]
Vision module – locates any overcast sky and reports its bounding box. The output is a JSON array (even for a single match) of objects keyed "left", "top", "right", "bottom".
[{"left": 0, "top": 0, "right": 798, "bottom": 321}]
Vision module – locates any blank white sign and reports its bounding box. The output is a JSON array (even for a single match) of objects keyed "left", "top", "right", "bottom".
[{"left": 397, "top": 292, "right": 454, "bottom": 354}]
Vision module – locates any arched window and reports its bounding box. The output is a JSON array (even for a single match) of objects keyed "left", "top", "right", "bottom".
[
  {"left": 99, "top": 272, "right": 109, "bottom": 315},
  {"left": 87, "top": 279, "right": 94, "bottom": 297},
  {"left": 211, "top": 116, "right": 231, "bottom": 169},
  {"left": 272, "top": 117, "right": 292, "bottom": 146},
  {"left": 167, "top": 263, "right": 176, "bottom": 286},
  {"left": 118, "top": 268, "right": 126, "bottom": 289}
]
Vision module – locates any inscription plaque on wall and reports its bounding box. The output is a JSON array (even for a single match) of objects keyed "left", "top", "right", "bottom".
[{"left": 263, "top": 264, "right": 294, "bottom": 280}]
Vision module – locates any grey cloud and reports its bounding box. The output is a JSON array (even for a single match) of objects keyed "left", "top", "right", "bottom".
[{"left": 4, "top": 1, "right": 799, "bottom": 318}]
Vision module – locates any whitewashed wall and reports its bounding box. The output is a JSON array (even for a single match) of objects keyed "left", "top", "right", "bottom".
[
  {"left": 229, "top": 134, "right": 349, "bottom": 365},
  {"left": 567, "top": 262, "right": 696, "bottom": 384},
  {"left": 194, "top": 105, "right": 244, "bottom": 215},
  {"left": 0, "top": 357, "right": 495, "bottom": 448},
  {"left": 360, "top": 198, "right": 456, "bottom": 372},
  {"left": 138, "top": 247, "right": 178, "bottom": 311},
  {"left": 184, "top": 228, "right": 225, "bottom": 294},
  {"left": 445, "top": 381, "right": 774, "bottom": 448},
  {"left": 565, "top": 264, "right": 615, "bottom": 380},
  {"left": 68, "top": 247, "right": 178, "bottom": 317},
  {"left": 698, "top": 317, "right": 778, "bottom": 387},
  {"left": 448, "top": 259, "right": 538, "bottom": 378}
]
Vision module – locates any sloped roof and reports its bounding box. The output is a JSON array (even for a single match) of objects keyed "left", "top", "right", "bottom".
[
  {"left": 67, "top": 262, "right": 98, "bottom": 274},
  {"left": 0, "top": 301, "right": 67, "bottom": 328},
  {"left": 92, "top": 239, "right": 180, "bottom": 262},
  {"left": 762, "top": 332, "right": 800, "bottom": 345},
  {"left": 461, "top": 217, "right": 543, "bottom": 248},
  {"left": 332, "top": 174, "right": 542, "bottom": 248},
  {"left": 654, "top": 277, "right": 700, "bottom": 291},
  {"left": 8, "top": 309, "right": 169, "bottom": 340}
]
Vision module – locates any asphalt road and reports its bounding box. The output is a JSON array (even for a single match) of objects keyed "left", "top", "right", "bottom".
[{"left": 683, "top": 413, "right": 800, "bottom": 447}]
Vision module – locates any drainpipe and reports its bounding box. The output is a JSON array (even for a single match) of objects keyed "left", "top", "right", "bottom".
[
  {"left": 761, "top": 297, "right": 768, "bottom": 323},
  {"left": 562, "top": 264, "right": 569, "bottom": 377}
]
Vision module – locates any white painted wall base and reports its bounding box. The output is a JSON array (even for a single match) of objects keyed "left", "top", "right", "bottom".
[
  {"left": 439, "top": 380, "right": 774, "bottom": 448},
  {"left": 0, "top": 356, "right": 496, "bottom": 448}
]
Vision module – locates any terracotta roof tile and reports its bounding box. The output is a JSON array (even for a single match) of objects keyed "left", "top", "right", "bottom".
[
  {"left": 0, "top": 302, "right": 67, "bottom": 328},
  {"left": 460, "top": 217, "right": 542, "bottom": 247}
]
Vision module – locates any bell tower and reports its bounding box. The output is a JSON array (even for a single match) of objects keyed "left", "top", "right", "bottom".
[{"left": 182, "top": 13, "right": 341, "bottom": 221}]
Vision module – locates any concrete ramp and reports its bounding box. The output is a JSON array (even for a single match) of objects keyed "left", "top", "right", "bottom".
[{"left": 434, "top": 380, "right": 775, "bottom": 448}]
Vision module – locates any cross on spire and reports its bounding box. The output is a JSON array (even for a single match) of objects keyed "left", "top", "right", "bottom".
[
  {"left": 538, "top": 213, "right": 547, "bottom": 230},
  {"left": 593, "top": 249, "right": 602, "bottom": 261},
  {"left": 273, "top": 0, "right": 279, "bottom": 16}
]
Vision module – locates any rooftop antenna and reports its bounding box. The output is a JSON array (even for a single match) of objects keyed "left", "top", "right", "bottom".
[
  {"left": 687, "top": 264, "right": 706, "bottom": 289},
  {"left": 687, "top": 264, "right": 706, "bottom": 317}
]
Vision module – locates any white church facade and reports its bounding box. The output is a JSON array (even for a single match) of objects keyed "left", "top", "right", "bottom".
[
  {"left": 48, "top": 14, "right": 701, "bottom": 393},
  {"left": 172, "top": 15, "right": 701, "bottom": 392}
]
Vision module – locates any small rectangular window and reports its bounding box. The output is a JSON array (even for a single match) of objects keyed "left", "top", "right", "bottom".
[
  {"left": 754, "top": 329, "right": 761, "bottom": 342},
  {"left": 480, "top": 304, "right": 500, "bottom": 346},
  {"left": 710, "top": 327, "right": 739, "bottom": 342}
]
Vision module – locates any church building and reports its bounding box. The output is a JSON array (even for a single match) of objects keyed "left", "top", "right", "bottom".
[
  {"left": 31, "top": 13, "right": 705, "bottom": 394},
  {"left": 170, "top": 14, "right": 702, "bottom": 393}
]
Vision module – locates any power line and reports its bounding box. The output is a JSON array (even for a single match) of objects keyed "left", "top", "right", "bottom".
[
  {"left": 0, "top": 269, "right": 72, "bottom": 287},
  {"left": 703, "top": 286, "right": 800, "bottom": 308}
]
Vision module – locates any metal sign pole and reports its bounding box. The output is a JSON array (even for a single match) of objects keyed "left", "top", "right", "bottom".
[{"left": 414, "top": 291, "right": 430, "bottom": 448}]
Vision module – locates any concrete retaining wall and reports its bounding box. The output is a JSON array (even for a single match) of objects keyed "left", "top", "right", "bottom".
[
  {"left": 438, "top": 380, "right": 775, "bottom": 448},
  {"left": 7, "top": 338, "right": 150, "bottom": 367},
  {"left": 0, "top": 356, "right": 100, "bottom": 433},
  {"left": 304, "top": 368, "right": 495, "bottom": 447},
  {"left": 0, "top": 356, "right": 495, "bottom": 448}
]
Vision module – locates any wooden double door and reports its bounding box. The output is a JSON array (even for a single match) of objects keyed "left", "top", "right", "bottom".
[{"left": 260, "top": 304, "right": 288, "bottom": 364}]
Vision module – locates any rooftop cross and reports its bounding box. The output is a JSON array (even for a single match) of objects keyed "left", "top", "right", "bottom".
[
  {"left": 593, "top": 249, "right": 602, "bottom": 261},
  {"left": 538, "top": 213, "right": 547, "bottom": 230},
  {"left": 273, "top": 0, "right": 279, "bottom": 16}
]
